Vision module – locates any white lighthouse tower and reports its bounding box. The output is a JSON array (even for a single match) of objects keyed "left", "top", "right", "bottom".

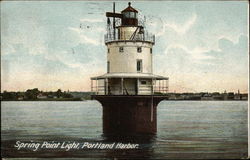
[{"left": 91, "top": 2, "right": 168, "bottom": 135}]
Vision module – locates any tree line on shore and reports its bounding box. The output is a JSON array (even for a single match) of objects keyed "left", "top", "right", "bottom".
[
  {"left": 1, "top": 88, "right": 247, "bottom": 101},
  {"left": 0, "top": 88, "right": 86, "bottom": 101}
]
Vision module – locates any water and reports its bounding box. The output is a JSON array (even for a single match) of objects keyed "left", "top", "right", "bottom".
[{"left": 1, "top": 101, "right": 248, "bottom": 159}]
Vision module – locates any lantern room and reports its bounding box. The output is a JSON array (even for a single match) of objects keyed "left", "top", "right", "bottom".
[{"left": 121, "top": 2, "right": 138, "bottom": 26}]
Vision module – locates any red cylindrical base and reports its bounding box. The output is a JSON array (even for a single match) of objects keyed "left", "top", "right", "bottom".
[{"left": 92, "top": 95, "right": 165, "bottom": 135}]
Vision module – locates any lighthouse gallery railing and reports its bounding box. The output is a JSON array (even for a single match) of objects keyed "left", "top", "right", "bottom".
[
  {"left": 91, "top": 79, "right": 168, "bottom": 95},
  {"left": 104, "top": 31, "right": 155, "bottom": 44}
]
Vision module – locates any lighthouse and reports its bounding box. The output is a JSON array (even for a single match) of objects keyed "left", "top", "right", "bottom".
[{"left": 91, "top": 2, "right": 168, "bottom": 135}]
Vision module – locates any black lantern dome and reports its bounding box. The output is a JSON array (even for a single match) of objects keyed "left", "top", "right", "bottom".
[{"left": 121, "top": 2, "right": 138, "bottom": 26}]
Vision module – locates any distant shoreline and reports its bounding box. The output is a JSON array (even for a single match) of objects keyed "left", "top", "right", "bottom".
[
  {"left": 1, "top": 89, "right": 248, "bottom": 101},
  {"left": 1, "top": 99, "right": 247, "bottom": 102},
  {"left": 1, "top": 98, "right": 85, "bottom": 101}
]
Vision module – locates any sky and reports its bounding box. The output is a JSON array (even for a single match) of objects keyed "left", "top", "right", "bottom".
[{"left": 1, "top": 1, "right": 249, "bottom": 93}]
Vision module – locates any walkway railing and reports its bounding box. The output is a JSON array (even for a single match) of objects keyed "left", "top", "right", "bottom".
[
  {"left": 91, "top": 79, "right": 168, "bottom": 95},
  {"left": 104, "top": 31, "right": 155, "bottom": 44}
]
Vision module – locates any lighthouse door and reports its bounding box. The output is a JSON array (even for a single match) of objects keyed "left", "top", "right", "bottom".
[
  {"left": 135, "top": 79, "right": 138, "bottom": 95},
  {"left": 123, "top": 79, "right": 137, "bottom": 95}
]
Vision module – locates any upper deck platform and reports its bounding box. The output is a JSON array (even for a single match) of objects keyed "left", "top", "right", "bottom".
[
  {"left": 91, "top": 72, "right": 168, "bottom": 80},
  {"left": 104, "top": 32, "right": 155, "bottom": 44}
]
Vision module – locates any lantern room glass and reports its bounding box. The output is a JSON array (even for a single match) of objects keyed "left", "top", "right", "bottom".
[{"left": 123, "top": 12, "right": 137, "bottom": 18}]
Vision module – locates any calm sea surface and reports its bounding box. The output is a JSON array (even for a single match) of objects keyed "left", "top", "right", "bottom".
[{"left": 1, "top": 101, "right": 248, "bottom": 159}]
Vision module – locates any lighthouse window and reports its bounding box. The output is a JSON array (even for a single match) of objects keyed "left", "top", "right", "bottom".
[
  {"left": 108, "top": 48, "right": 110, "bottom": 53},
  {"left": 107, "top": 61, "right": 110, "bottom": 73},
  {"left": 137, "top": 60, "right": 142, "bottom": 72},
  {"left": 131, "top": 12, "right": 135, "bottom": 18},
  {"left": 124, "top": 12, "right": 130, "bottom": 18},
  {"left": 124, "top": 12, "right": 135, "bottom": 18},
  {"left": 141, "top": 81, "right": 147, "bottom": 85},
  {"left": 150, "top": 48, "right": 152, "bottom": 54},
  {"left": 137, "top": 47, "right": 142, "bottom": 53},
  {"left": 119, "top": 47, "right": 124, "bottom": 52}
]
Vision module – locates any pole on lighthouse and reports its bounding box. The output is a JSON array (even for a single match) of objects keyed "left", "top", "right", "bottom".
[{"left": 113, "top": 2, "right": 116, "bottom": 40}]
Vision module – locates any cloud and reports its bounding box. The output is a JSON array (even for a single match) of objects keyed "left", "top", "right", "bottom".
[
  {"left": 80, "top": 34, "right": 100, "bottom": 46},
  {"left": 80, "top": 18, "right": 103, "bottom": 23},
  {"left": 1, "top": 46, "right": 105, "bottom": 92},
  {"left": 148, "top": 13, "right": 197, "bottom": 37},
  {"left": 154, "top": 34, "right": 248, "bottom": 92},
  {"left": 1, "top": 43, "right": 16, "bottom": 55},
  {"left": 1, "top": 21, "right": 48, "bottom": 56},
  {"left": 69, "top": 27, "right": 102, "bottom": 46},
  {"left": 165, "top": 43, "right": 213, "bottom": 64},
  {"left": 203, "top": 34, "right": 248, "bottom": 73},
  {"left": 165, "top": 14, "right": 197, "bottom": 35}
]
